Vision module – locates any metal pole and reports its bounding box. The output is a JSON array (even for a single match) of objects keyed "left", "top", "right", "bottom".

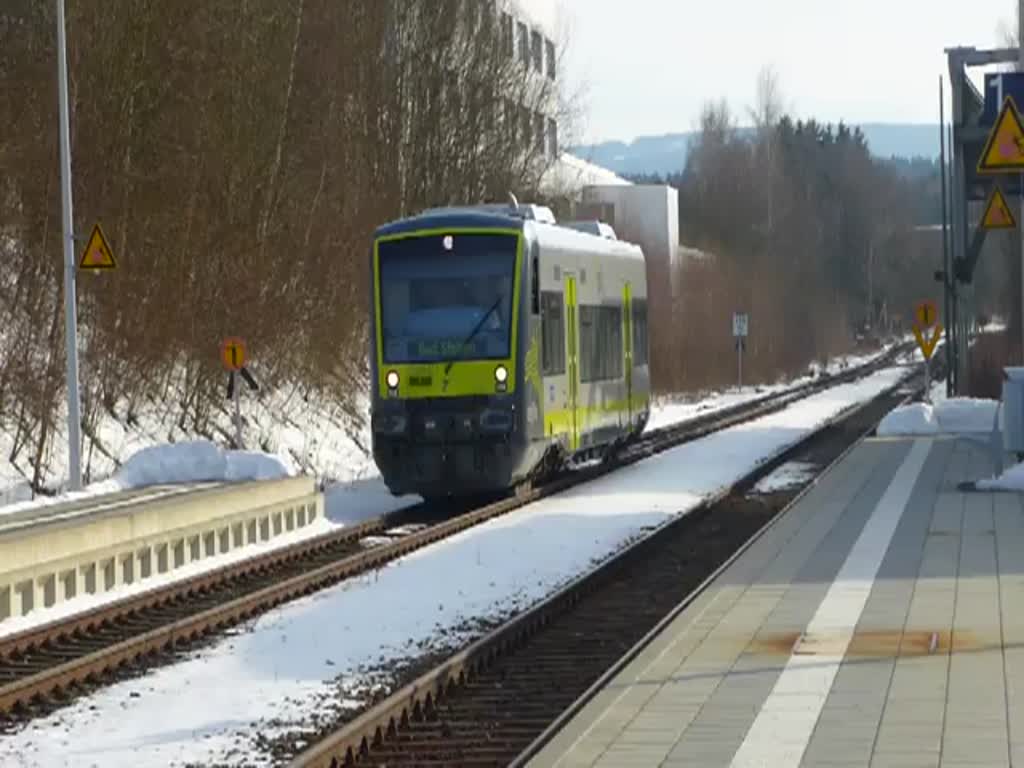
[
  {"left": 939, "top": 75, "right": 952, "bottom": 397},
  {"left": 947, "top": 117, "right": 960, "bottom": 395},
  {"left": 56, "top": 0, "right": 83, "bottom": 491},
  {"left": 1019, "top": 3, "right": 1024, "bottom": 364},
  {"left": 737, "top": 339, "right": 743, "bottom": 390},
  {"left": 233, "top": 375, "right": 243, "bottom": 449}
]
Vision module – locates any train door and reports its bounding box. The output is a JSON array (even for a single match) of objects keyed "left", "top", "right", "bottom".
[
  {"left": 623, "top": 282, "right": 633, "bottom": 426},
  {"left": 565, "top": 275, "right": 580, "bottom": 451}
]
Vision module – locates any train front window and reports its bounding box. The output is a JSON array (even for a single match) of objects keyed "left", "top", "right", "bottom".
[{"left": 378, "top": 232, "right": 519, "bottom": 365}]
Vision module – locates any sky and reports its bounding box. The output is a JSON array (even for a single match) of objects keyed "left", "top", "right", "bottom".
[{"left": 554, "top": 0, "right": 1019, "bottom": 144}]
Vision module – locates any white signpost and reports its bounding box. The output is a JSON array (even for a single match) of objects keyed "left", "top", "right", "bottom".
[{"left": 733, "top": 312, "right": 749, "bottom": 389}]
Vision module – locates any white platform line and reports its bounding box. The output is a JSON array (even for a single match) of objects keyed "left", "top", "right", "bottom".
[{"left": 729, "top": 439, "right": 932, "bottom": 768}]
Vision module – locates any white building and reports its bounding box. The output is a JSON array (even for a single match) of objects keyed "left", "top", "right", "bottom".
[
  {"left": 577, "top": 184, "right": 684, "bottom": 301},
  {"left": 494, "top": 0, "right": 562, "bottom": 160}
]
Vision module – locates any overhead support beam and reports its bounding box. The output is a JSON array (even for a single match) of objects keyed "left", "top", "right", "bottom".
[{"left": 944, "top": 45, "right": 1021, "bottom": 67}]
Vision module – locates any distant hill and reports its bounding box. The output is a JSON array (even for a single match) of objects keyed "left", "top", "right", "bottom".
[{"left": 569, "top": 124, "right": 940, "bottom": 177}]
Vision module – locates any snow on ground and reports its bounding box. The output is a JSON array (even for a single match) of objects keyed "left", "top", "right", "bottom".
[
  {"left": 976, "top": 462, "right": 1024, "bottom": 492},
  {"left": 876, "top": 397, "right": 998, "bottom": 437},
  {"left": 751, "top": 460, "right": 818, "bottom": 493},
  {"left": 0, "top": 364, "right": 911, "bottom": 768},
  {"left": 644, "top": 342, "right": 902, "bottom": 433}
]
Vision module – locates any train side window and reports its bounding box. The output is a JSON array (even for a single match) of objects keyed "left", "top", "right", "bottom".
[
  {"left": 580, "top": 304, "right": 623, "bottom": 382},
  {"left": 607, "top": 306, "right": 623, "bottom": 379},
  {"left": 531, "top": 253, "right": 540, "bottom": 315},
  {"left": 579, "top": 305, "right": 596, "bottom": 382},
  {"left": 541, "top": 291, "right": 565, "bottom": 375},
  {"left": 633, "top": 299, "right": 648, "bottom": 366}
]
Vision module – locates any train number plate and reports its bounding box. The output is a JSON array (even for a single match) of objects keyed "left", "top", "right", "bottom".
[{"left": 409, "top": 375, "right": 433, "bottom": 387}]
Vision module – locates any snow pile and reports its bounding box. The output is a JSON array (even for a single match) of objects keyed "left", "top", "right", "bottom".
[
  {"left": 876, "top": 397, "right": 998, "bottom": 437},
  {"left": 876, "top": 403, "right": 939, "bottom": 436},
  {"left": 114, "top": 441, "right": 295, "bottom": 487},
  {"left": 0, "top": 441, "right": 296, "bottom": 518},
  {"left": 975, "top": 462, "right": 1024, "bottom": 492},
  {"left": 114, "top": 441, "right": 228, "bottom": 486},
  {"left": 934, "top": 397, "right": 998, "bottom": 433}
]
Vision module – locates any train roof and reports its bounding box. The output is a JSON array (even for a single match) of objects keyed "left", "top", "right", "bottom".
[
  {"left": 526, "top": 218, "right": 645, "bottom": 265},
  {"left": 374, "top": 209, "right": 527, "bottom": 238},
  {"left": 373, "top": 204, "right": 645, "bottom": 265}
]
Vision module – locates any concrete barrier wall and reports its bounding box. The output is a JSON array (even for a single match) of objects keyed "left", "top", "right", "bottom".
[{"left": 0, "top": 476, "right": 323, "bottom": 622}]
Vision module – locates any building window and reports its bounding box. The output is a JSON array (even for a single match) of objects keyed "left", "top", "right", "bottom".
[
  {"left": 547, "top": 118, "right": 558, "bottom": 157},
  {"left": 518, "top": 21, "right": 529, "bottom": 65},
  {"left": 580, "top": 305, "right": 623, "bottom": 382},
  {"left": 541, "top": 291, "right": 566, "bottom": 375},
  {"left": 531, "top": 30, "right": 543, "bottom": 72},
  {"left": 501, "top": 12, "right": 513, "bottom": 58},
  {"left": 545, "top": 38, "right": 556, "bottom": 80},
  {"left": 632, "top": 299, "right": 648, "bottom": 366}
]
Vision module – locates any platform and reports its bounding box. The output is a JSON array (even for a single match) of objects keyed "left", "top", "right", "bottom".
[
  {"left": 0, "top": 476, "right": 322, "bottom": 622},
  {"left": 528, "top": 435, "right": 1024, "bottom": 768}
]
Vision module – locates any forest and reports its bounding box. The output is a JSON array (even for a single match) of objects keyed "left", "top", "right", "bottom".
[{"left": 629, "top": 81, "right": 1004, "bottom": 392}]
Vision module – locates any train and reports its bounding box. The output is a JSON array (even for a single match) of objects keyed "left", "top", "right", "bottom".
[{"left": 368, "top": 198, "right": 651, "bottom": 500}]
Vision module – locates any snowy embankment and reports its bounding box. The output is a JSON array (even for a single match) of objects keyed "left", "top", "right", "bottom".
[
  {"left": 0, "top": 376, "right": 377, "bottom": 501},
  {"left": 644, "top": 345, "right": 895, "bottom": 432},
  {"left": 0, "top": 364, "right": 911, "bottom": 768}
]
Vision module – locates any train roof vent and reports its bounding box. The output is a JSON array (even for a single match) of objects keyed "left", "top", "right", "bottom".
[
  {"left": 517, "top": 204, "right": 556, "bottom": 223},
  {"left": 561, "top": 220, "right": 619, "bottom": 240}
]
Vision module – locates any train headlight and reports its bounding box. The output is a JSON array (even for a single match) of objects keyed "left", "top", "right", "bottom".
[
  {"left": 494, "top": 365, "right": 508, "bottom": 384},
  {"left": 386, "top": 370, "right": 400, "bottom": 389}
]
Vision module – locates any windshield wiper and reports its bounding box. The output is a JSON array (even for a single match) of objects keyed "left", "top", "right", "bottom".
[{"left": 444, "top": 296, "right": 502, "bottom": 376}]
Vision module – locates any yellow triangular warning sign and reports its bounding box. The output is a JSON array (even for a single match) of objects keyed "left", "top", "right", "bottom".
[
  {"left": 982, "top": 185, "right": 1017, "bottom": 229},
  {"left": 978, "top": 95, "right": 1024, "bottom": 173},
  {"left": 79, "top": 223, "right": 117, "bottom": 271}
]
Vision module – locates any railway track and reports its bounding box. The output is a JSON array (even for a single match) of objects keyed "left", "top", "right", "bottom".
[
  {"left": 289, "top": 353, "right": 929, "bottom": 768},
  {"left": 0, "top": 341, "right": 914, "bottom": 728}
]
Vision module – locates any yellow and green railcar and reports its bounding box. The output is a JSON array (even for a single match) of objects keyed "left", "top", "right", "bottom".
[{"left": 369, "top": 202, "right": 650, "bottom": 499}]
